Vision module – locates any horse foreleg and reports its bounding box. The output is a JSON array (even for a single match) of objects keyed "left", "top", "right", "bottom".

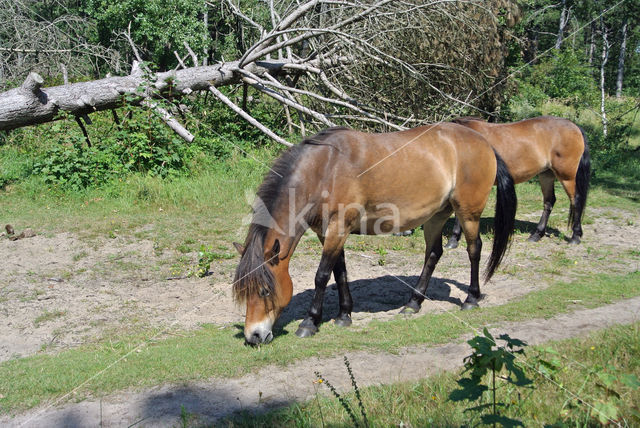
[
  {"left": 315, "top": 232, "right": 352, "bottom": 328},
  {"left": 400, "top": 210, "right": 451, "bottom": 314},
  {"left": 296, "top": 230, "right": 348, "bottom": 338},
  {"left": 460, "top": 219, "right": 483, "bottom": 310},
  {"left": 332, "top": 249, "right": 353, "bottom": 327},
  {"left": 445, "top": 216, "right": 462, "bottom": 249},
  {"left": 529, "top": 170, "right": 556, "bottom": 242}
]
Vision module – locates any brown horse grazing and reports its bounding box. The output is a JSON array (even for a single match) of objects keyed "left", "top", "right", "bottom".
[
  {"left": 232, "top": 124, "right": 517, "bottom": 345},
  {"left": 445, "top": 116, "right": 591, "bottom": 248}
]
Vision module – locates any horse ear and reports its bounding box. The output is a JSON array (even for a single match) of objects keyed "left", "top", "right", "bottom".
[
  {"left": 233, "top": 242, "right": 245, "bottom": 255},
  {"left": 266, "top": 239, "right": 280, "bottom": 265}
]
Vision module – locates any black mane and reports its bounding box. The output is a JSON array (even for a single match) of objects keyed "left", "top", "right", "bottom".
[
  {"left": 452, "top": 116, "right": 484, "bottom": 125},
  {"left": 232, "top": 127, "right": 349, "bottom": 305}
]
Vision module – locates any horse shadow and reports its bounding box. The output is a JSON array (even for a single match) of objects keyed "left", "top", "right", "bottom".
[
  {"left": 397, "top": 215, "right": 563, "bottom": 240},
  {"left": 441, "top": 216, "right": 562, "bottom": 240},
  {"left": 275, "top": 274, "right": 470, "bottom": 328}
]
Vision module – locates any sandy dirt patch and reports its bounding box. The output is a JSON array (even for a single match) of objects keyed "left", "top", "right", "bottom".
[{"left": 1, "top": 209, "right": 639, "bottom": 362}]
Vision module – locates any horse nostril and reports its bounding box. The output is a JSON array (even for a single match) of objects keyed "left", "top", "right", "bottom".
[{"left": 245, "top": 331, "right": 262, "bottom": 345}]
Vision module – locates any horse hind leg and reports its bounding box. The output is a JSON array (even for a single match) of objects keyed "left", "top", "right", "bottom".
[
  {"left": 444, "top": 216, "right": 462, "bottom": 249},
  {"left": 529, "top": 170, "right": 556, "bottom": 242},
  {"left": 459, "top": 217, "right": 483, "bottom": 310},
  {"left": 560, "top": 178, "right": 583, "bottom": 244},
  {"left": 400, "top": 208, "right": 452, "bottom": 314}
]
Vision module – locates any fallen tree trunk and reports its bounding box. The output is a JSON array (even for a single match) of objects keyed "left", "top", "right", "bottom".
[
  {"left": 0, "top": 0, "right": 518, "bottom": 146},
  {"left": 0, "top": 58, "right": 314, "bottom": 132}
]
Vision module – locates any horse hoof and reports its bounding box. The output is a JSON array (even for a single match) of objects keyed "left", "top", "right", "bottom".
[
  {"left": 527, "top": 233, "right": 542, "bottom": 242},
  {"left": 445, "top": 239, "right": 458, "bottom": 249},
  {"left": 569, "top": 236, "right": 581, "bottom": 245},
  {"left": 295, "top": 325, "right": 318, "bottom": 338},
  {"left": 334, "top": 315, "right": 352, "bottom": 327},
  {"left": 461, "top": 301, "right": 479, "bottom": 311},
  {"left": 400, "top": 302, "right": 421, "bottom": 315}
]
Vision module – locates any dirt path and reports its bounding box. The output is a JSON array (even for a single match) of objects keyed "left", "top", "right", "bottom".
[
  {"left": 3, "top": 296, "right": 639, "bottom": 427},
  {"left": 1, "top": 209, "right": 639, "bottom": 362}
]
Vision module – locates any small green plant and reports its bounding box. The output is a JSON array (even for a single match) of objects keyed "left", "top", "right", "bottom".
[
  {"left": 450, "top": 328, "right": 532, "bottom": 427},
  {"left": 314, "top": 356, "right": 369, "bottom": 428},
  {"left": 376, "top": 246, "right": 387, "bottom": 266},
  {"left": 589, "top": 366, "right": 640, "bottom": 425},
  {"left": 194, "top": 244, "right": 234, "bottom": 277},
  {"left": 531, "top": 346, "right": 563, "bottom": 381},
  {"left": 548, "top": 363, "right": 640, "bottom": 426},
  {"left": 33, "top": 310, "right": 66, "bottom": 328},
  {"left": 179, "top": 404, "right": 195, "bottom": 427}
]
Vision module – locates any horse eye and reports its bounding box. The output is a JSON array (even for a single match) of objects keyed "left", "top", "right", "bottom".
[{"left": 259, "top": 288, "right": 270, "bottom": 298}]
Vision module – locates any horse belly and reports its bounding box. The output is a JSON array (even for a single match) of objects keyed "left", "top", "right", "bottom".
[
  {"left": 496, "top": 141, "right": 549, "bottom": 183},
  {"left": 355, "top": 193, "right": 449, "bottom": 235}
]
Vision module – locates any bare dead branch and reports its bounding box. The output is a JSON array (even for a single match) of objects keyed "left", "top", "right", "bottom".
[
  {"left": 74, "top": 115, "right": 91, "bottom": 147},
  {"left": 208, "top": 85, "right": 292, "bottom": 147},
  {"left": 183, "top": 42, "right": 199, "bottom": 67},
  {"left": 142, "top": 100, "right": 195, "bottom": 143}
]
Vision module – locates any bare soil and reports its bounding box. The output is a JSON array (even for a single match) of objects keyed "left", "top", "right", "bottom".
[{"left": 1, "top": 209, "right": 638, "bottom": 362}]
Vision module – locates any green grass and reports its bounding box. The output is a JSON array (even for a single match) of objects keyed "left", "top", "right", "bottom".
[
  {"left": 0, "top": 271, "right": 638, "bottom": 414},
  {"left": 225, "top": 322, "right": 640, "bottom": 427},
  {"left": 33, "top": 310, "right": 66, "bottom": 328},
  {"left": 0, "top": 150, "right": 272, "bottom": 255}
]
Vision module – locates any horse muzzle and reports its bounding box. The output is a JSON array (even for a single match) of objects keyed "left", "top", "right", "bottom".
[{"left": 244, "top": 320, "right": 274, "bottom": 345}]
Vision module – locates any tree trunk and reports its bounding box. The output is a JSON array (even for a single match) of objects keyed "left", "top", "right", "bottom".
[
  {"left": 203, "top": 7, "right": 209, "bottom": 66},
  {"left": 600, "top": 24, "right": 610, "bottom": 137},
  {"left": 616, "top": 18, "right": 628, "bottom": 98},
  {"left": 0, "top": 58, "right": 322, "bottom": 132},
  {"left": 555, "top": 0, "right": 569, "bottom": 50},
  {"left": 588, "top": 21, "right": 596, "bottom": 64}
]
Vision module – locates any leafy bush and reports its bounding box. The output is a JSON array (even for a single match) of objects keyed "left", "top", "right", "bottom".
[
  {"left": 33, "top": 108, "right": 196, "bottom": 190},
  {"left": 187, "top": 89, "right": 291, "bottom": 156},
  {"left": 505, "top": 50, "right": 598, "bottom": 120},
  {"left": 533, "top": 50, "right": 597, "bottom": 103}
]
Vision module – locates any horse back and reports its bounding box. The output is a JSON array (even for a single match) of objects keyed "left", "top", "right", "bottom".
[
  {"left": 309, "top": 124, "right": 496, "bottom": 230},
  {"left": 457, "top": 116, "right": 585, "bottom": 183}
]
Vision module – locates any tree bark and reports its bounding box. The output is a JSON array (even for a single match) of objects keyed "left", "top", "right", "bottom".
[
  {"left": 0, "top": 58, "right": 319, "bottom": 131},
  {"left": 600, "top": 24, "right": 610, "bottom": 137},
  {"left": 588, "top": 21, "right": 596, "bottom": 64},
  {"left": 554, "top": 0, "right": 569, "bottom": 50},
  {"left": 616, "top": 18, "right": 628, "bottom": 98}
]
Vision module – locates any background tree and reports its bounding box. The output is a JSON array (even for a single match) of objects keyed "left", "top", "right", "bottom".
[{"left": 0, "top": 0, "right": 523, "bottom": 142}]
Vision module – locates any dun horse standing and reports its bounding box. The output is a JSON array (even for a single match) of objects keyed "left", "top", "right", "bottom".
[
  {"left": 446, "top": 116, "right": 591, "bottom": 248},
  {"left": 233, "top": 124, "right": 517, "bottom": 345}
]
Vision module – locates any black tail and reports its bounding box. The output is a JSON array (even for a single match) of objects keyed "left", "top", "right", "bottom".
[
  {"left": 569, "top": 127, "right": 591, "bottom": 229},
  {"left": 486, "top": 151, "right": 517, "bottom": 281}
]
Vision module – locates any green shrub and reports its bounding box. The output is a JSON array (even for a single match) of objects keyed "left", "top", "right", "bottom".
[
  {"left": 533, "top": 50, "right": 597, "bottom": 103},
  {"left": 505, "top": 50, "right": 599, "bottom": 121},
  {"left": 32, "top": 109, "right": 197, "bottom": 190}
]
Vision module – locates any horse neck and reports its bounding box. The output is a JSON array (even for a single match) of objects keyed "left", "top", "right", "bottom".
[{"left": 267, "top": 188, "right": 316, "bottom": 260}]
